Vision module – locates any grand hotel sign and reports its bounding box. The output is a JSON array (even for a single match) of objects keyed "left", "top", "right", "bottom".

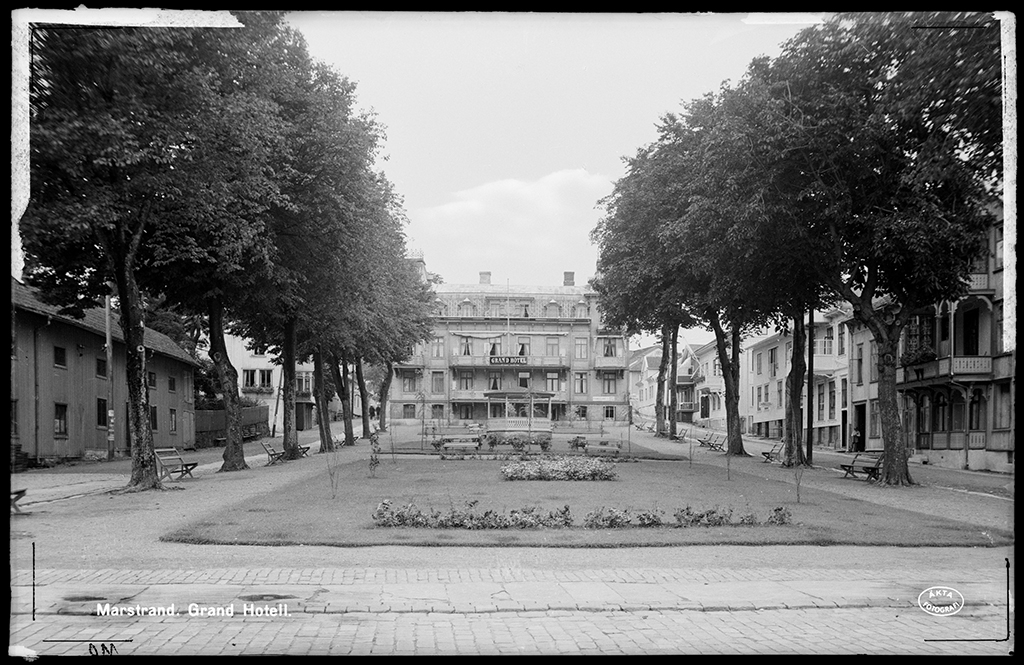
[{"left": 488, "top": 356, "right": 528, "bottom": 365}]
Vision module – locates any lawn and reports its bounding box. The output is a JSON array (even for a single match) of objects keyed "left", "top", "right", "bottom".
[{"left": 161, "top": 453, "right": 1013, "bottom": 548}]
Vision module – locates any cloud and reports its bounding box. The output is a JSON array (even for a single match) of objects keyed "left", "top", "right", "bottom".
[{"left": 407, "top": 168, "right": 613, "bottom": 286}]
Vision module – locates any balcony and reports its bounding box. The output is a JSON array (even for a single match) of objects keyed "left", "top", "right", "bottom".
[
  {"left": 675, "top": 373, "right": 699, "bottom": 386},
  {"left": 896, "top": 355, "right": 993, "bottom": 384},
  {"left": 967, "top": 273, "right": 993, "bottom": 292},
  {"left": 594, "top": 355, "right": 627, "bottom": 369}
]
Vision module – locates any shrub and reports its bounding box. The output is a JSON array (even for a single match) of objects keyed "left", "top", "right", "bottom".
[
  {"left": 583, "top": 507, "right": 633, "bottom": 528},
  {"left": 634, "top": 507, "right": 664, "bottom": 527},
  {"left": 673, "top": 506, "right": 734, "bottom": 527},
  {"left": 372, "top": 499, "right": 575, "bottom": 529},
  {"left": 766, "top": 506, "right": 793, "bottom": 525}
]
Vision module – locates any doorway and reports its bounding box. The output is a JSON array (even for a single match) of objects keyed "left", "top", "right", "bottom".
[{"left": 853, "top": 403, "right": 866, "bottom": 452}]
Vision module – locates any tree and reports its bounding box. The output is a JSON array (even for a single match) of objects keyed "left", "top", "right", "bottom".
[
  {"left": 746, "top": 12, "right": 1001, "bottom": 483},
  {"left": 21, "top": 25, "right": 262, "bottom": 489}
]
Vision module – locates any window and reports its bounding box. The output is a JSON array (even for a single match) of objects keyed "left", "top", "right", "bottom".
[
  {"left": 96, "top": 357, "right": 107, "bottom": 378},
  {"left": 604, "top": 406, "right": 615, "bottom": 420},
  {"left": 169, "top": 408, "right": 177, "bottom": 434},
  {"left": 713, "top": 359, "right": 721, "bottom": 376},
  {"left": 817, "top": 384, "right": 825, "bottom": 421},
  {"left": 855, "top": 345, "right": 864, "bottom": 385},
  {"left": 97, "top": 398, "right": 108, "bottom": 428},
  {"left": 777, "top": 381, "right": 783, "bottom": 408},
  {"left": 403, "top": 404, "right": 416, "bottom": 419},
  {"left": 148, "top": 371, "right": 157, "bottom": 388},
  {"left": 995, "top": 225, "right": 1004, "bottom": 269},
  {"left": 168, "top": 376, "right": 177, "bottom": 392},
  {"left": 54, "top": 346, "right": 67, "bottom": 368},
  {"left": 757, "top": 386, "right": 762, "bottom": 408},
  {"left": 823, "top": 327, "right": 834, "bottom": 355},
  {"left": 968, "top": 391, "right": 986, "bottom": 431},
  {"left": 574, "top": 338, "right": 588, "bottom": 359},
  {"left": 431, "top": 404, "right": 444, "bottom": 419},
  {"left": 488, "top": 338, "right": 501, "bottom": 356},
  {"left": 150, "top": 405, "right": 158, "bottom": 431},
  {"left": 603, "top": 373, "right": 617, "bottom": 395},
  {"left": 432, "top": 337, "right": 445, "bottom": 358},
  {"left": 603, "top": 338, "right": 617, "bottom": 357},
  {"left": 574, "top": 372, "right": 587, "bottom": 394},
  {"left": 575, "top": 405, "right": 588, "bottom": 419},
  {"left": 518, "top": 372, "right": 530, "bottom": 389},
  {"left": 54, "top": 403, "right": 68, "bottom": 436},
  {"left": 459, "top": 372, "right": 473, "bottom": 390},
  {"left": 296, "top": 372, "right": 312, "bottom": 394},
  {"left": 828, "top": 381, "right": 836, "bottom": 420},
  {"left": 841, "top": 379, "right": 848, "bottom": 407},
  {"left": 756, "top": 353, "right": 762, "bottom": 375},
  {"left": 402, "top": 373, "right": 417, "bottom": 393},
  {"left": 546, "top": 372, "right": 558, "bottom": 392},
  {"left": 994, "top": 383, "right": 1011, "bottom": 428},
  {"left": 488, "top": 372, "right": 501, "bottom": 391},
  {"left": 869, "top": 399, "right": 879, "bottom": 437},
  {"left": 460, "top": 337, "right": 472, "bottom": 356},
  {"left": 546, "top": 337, "right": 559, "bottom": 356},
  {"left": 258, "top": 370, "right": 272, "bottom": 389},
  {"left": 243, "top": 369, "right": 257, "bottom": 388},
  {"left": 932, "top": 395, "right": 948, "bottom": 432},
  {"left": 837, "top": 326, "right": 846, "bottom": 355},
  {"left": 869, "top": 344, "right": 878, "bottom": 383},
  {"left": 995, "top": 301, "right": 1004, "bottom": 353},
  {"left": 518, "top": 337, "right": 530, "bottom": 356}
]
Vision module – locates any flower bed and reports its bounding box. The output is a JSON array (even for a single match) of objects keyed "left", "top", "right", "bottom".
[
  {"left": 371, "top": 500, "right": 793, "bottom": 529},
  {"left": 500, "top": 456, "right": 617, "bottom": 481}
]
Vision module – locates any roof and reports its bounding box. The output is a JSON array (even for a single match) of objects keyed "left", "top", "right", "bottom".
[
  {"left": 433, "top": 283, "right": 594, "bottom": 298},
  {"left": 12, "top": 278, "right": 199, "bottom": 366}
]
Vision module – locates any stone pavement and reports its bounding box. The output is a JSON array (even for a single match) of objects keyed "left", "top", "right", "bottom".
[{"left": 9, "top": 423, "right": 1015, "bottom": 656}]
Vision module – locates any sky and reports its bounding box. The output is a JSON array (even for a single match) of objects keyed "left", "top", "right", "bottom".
[
  {"left": 11, "top": 10, "right": 824, "bottom": 351},
  {"left": 285, "top": 12, "right": 822, "bottom": 291}
]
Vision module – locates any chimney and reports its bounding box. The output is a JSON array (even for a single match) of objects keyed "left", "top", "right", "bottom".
[
  {"left": 479, "top": 271, "right": 491, "bottom": 285},
  {"left": 563, "top": 271, "right": 575, "bottom": 286}
]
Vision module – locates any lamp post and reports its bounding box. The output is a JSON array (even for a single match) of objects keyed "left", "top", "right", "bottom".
[{"left": 105, "top": 283, "right": 116, "bottom": 460}]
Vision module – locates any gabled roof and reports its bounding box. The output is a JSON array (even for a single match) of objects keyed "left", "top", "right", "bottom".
[{"left": 12, "top": 278, "right": 198, "bottom": 366}]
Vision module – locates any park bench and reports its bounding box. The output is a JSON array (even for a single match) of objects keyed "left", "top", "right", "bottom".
[
  {"left": 699, "top": 433, "right": 725, "bottom": 451},
  {"left": 440, "top": 436, "right": 481, "bottom": 452},
  {"left": 11, "top": 488, "right": 27, "bottom": 513},
  {"left": 762, "top": 442, "right": 783, "bottom": 463},
  {"left": 670, "top": 427, "right": 690, "bottom": 442},
  {"left": 568, "top": 436, "right": 588, "bottom": 451},
  {"left": 585, "top": 440, "right": 622, "bottom": 456},
  {"left": 261, "top": 442, "right": 310, "bottom": 466},
  {"left": 154, "top": 447, "right": 199, "bottom": 482},
  {"left": 840, "top": 453, "right": 884, "bottom": 481}
]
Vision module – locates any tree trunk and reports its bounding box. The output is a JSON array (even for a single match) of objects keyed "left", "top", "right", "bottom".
[
  {"left": 313, "top": 345, "right": 335, "bottom": 453},
  {"left": 355, "top": 356, "right": 372, "bottom": 438},
  {"left": 116, "top": 266, "right": 159, "bottom": 489},
  {"left": 862, "top": 315, "right": 914, "bottom": 486},
  {"left": 806, "top": 309, "right": 815, "bottom": 464},
  {"left": 208, "top": 298, "right": 248, "bottom": 472},
  {"left": 655, "top": 323, "right": 670, "bottom": 435},
  {"left": 709, "top": 311, "right": 747, "bottom": 456},
  {"left": 378, "top": 360, "right": 393, "bottom": 431},
  {"left": 281, "top": 317, "right": 300, "bottom": 459},
  {"left": 668, "top": 324, "right": 679, "bottom": 439},
  {"left": 784, "top": 311, "right": 809, "bottom": 467},
  {"left": 330, "top": 350, "right": 355, "bottom": 446}
]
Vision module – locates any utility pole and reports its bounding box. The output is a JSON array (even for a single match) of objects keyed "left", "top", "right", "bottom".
[{"left": 105, "top": 289, "right": 115, "bottom": 460}]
